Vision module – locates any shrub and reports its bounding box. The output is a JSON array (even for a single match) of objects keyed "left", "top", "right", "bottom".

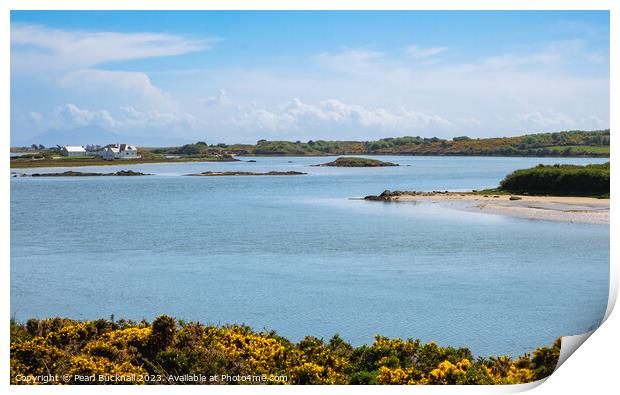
[
  {"left": 499, "top": 162, "right": 609, "bottom": 196},
  {"left": 149, "top": 315, "right": 176, "bottom": 354},
  {"left": 10, "top": 316, "right": 561, "bottom": 385}
]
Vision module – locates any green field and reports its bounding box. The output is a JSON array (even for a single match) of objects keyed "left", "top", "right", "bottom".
[
  {"left": 545, "top": 145, "right": 610, "bottom": 154},
  {"left": 10, "top": 155, "right": 238, "bottom": 169}
]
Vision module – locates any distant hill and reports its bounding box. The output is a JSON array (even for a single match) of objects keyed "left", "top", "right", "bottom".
[
  {"left": 13, "top": 128, "right": 610, "bottom": 157},
  {"left": 12, "top": 126, "right": 192, "bottom": 148},
  {"left": 151, "top": 129, "right": 610, "bottom": 158}
]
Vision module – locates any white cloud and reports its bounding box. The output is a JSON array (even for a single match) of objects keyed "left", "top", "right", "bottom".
[
  {"left": 480, "top": 40, "right": 606, "bottom": 70},
  {"left": 10, "top": 24, "right": 213, "bottom": 139},
  {"left": 119, "top": 106, "right": 196, "bottom": 130},
  {"left": 406, "top": 45, "right": 448, "bottom": 58},
  {"left": 205, "top": 89, "right": 232, "bottom": 106},
  {"left": 232, "top": 98, "right": 451, "bottom": 138},
  {"left": 11, "top": 24, "right": 215, "bottom": 72},
  {"left": 10, "top": 23, "right": 609, "bottom": 143},
  {"left": 42, "top": 103, "right": 197, "bottom": 135},
  {"left": 314, "top": 49, "right": 385, "bottom": 74},
  {"left": 53, "top": 104, "right": 117, "bottom": 128},
  {"left": 29, "top": 111, "right": 42, "bottom": 123},
  {"left": 513, "top": 111, "right": 607, "bottom": 132},
  {"left": 60, "top": 68, "right": 177, "bottom": 111},
  {"left": 55, "top": 69, "right": 200, "bottom": 135}
]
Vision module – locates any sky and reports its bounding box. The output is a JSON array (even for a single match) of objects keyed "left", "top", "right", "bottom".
[{"left": 10, "top": 10, "right": 610, "bottom": 145}]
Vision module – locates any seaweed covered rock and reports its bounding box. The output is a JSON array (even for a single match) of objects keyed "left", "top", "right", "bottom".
[
  {"left": 29, "top": 170, "right": 150, "bottom": 177},
  {"left": 317, "top": 157, "right": 399, "bottom": 167}
]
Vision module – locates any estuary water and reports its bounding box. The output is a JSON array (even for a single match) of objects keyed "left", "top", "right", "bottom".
[{"left": 10, "top": 156, "right": 609, "bottom": 356}]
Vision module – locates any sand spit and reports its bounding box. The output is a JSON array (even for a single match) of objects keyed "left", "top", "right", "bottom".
[{"left": 363, "top": 191, "right": 609, "bottom": 224}]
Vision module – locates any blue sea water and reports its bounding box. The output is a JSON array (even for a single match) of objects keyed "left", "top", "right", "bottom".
[{"left": 10, "top": 156, "right": 609, "bottom": 356}]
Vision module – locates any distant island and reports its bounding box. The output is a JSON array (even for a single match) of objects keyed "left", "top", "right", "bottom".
[
  {"left": 185, "top": 171, "right": 306, "bottom": 176},
  {"left": 15, "top": 170, "right": 150, "bottom": 177},
  {"left": 315, "top": 157, "right": 398, "bottom": 167},
  {"left": 10, "top": 129, "right": 610, "bottom": 168}
]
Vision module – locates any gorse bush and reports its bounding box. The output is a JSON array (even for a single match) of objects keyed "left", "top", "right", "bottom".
[
  {"left": 10, "top": 316, "right": 561, "bottom": 385},
  {"left": 499, "top": 162, "right": 610, "bottom": 196}
]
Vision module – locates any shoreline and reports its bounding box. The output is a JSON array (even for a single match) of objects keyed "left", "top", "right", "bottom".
[
  {"left": 10, "top": 157, "right": 239, "bottom": 169},
  {"left": 10, "top": 152, "right": 609, "bottom": 168},
  {"left": 364, "top": 191, "right": 609, "bottom": 224}
]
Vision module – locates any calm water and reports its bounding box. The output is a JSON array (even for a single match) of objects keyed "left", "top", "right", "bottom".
[{"left": 10, "top": 156, "right": 609, "bottom": 356}]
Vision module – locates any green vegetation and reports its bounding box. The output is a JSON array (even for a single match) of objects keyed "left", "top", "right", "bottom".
[
  {"left": 54, "top": 155, "right": 97, "bottom": 160},
  {"left": 147, "top": 129, "right": 609, "bottom": 157},
  {"left": 545, "top": 145, "right": 610, "bottom": 155},
  {"left": 185, "top": 171, "right": 306, "bottom": 176},
  {"left": 499, "top": 162, "right": 610, "bottom": 197},
  {"left": 11, "top": 316, "right": 560, "bottom": 385},
  {"left": 10, "top": 143, "right": 239, "bottom": 169},
  {"left": 11, "top": 130, "right": 609, "bottom": 168},
  {"left": 150, "top": 141, "right": 253, "bottom": 156},
  {"left": 317, "top": 157, "right": 399, "bottom": 167},
  {"left": 363, "top": 130, "right": 609, "bottom": 156},
  {"left": 10, "top": 152, "right": 238, "bottom": 169}
]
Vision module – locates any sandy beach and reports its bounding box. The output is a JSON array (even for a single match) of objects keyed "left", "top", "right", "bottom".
[{"left": 364, "top": 192, "right": 610, "bottom": 224}]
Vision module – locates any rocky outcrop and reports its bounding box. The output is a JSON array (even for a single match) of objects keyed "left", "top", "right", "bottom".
[
  {"left": 364, "top": 190, "right": 450, "bottom": 201},
  {"left": 25, "top": 170, "right": 150, "bottom": 177},
  {"left": 315, "top": 157, "right": 399, "bottom": 167},
  {"left": 185, "top": 171, "right": 306, "bottom": 176}
]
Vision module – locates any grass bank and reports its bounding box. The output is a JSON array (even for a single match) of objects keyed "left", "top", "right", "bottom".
[{"left": 10, "top": 156, "right": 238, "bottom": 169}]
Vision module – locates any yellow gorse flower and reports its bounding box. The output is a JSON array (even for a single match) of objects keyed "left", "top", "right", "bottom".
[{"left": 10, "top": 316, "right": 559, "bottom": 385}]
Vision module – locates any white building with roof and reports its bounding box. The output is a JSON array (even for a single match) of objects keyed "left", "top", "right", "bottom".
[
  {"left": 98, "top": 144, "right": 140, "bottom": 160},
  {"left": 99, "top": 146, "right": 119, "bottom": 160},
  {"left": 62, "top": 146, "right": 88, "bottom": 157}
]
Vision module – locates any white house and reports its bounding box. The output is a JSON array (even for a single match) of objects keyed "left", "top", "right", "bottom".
[
  {"left": 117, "top": 144, "right": 139, "bottom": 159},
  {"left": 98, "top": 144, "right": 140, "bottom": 160},
  {"left": 62, "top": 146, "right": 87, "bottom": 157},
  {"left": 99, "top": 146, "right": 119, "bottom": 160}
]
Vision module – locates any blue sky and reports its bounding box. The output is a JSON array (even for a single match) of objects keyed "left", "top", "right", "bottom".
[{"left": 11, "top": 11, "right": 610, "bottom": 144}]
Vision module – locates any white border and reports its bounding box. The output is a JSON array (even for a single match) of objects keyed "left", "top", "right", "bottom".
[{"left": 2, "top": 1, "right": 617, "bottom": 394}]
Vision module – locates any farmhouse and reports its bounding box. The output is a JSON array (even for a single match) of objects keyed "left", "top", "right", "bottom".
[
  {"left": 98, "top": 144, "right": 140, "bottom": 160},
  {"left": 62, "top": 146, "right": 88, "bottom": 157}
]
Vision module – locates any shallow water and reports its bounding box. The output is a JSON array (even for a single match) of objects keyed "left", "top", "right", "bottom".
[{"left": 10, "top": 156, "right": 609, "bottom": 356}]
